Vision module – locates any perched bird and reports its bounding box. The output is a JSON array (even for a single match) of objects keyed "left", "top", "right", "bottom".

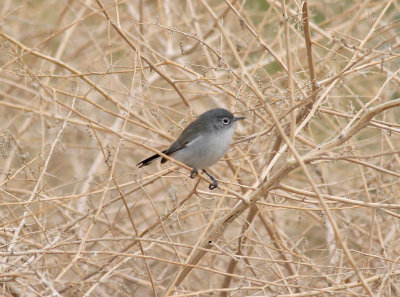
[{"left": 137, "top": 108, "right": 245, "bottom": 190}]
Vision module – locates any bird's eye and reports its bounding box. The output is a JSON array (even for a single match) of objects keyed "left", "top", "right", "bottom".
[{"left": 222, "top": 118, "right": 230, "bottom": 124}]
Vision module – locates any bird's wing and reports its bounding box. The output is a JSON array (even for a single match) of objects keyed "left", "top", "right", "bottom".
[{"left": 160, "top": 119, "right": 204, "bottom": 163}]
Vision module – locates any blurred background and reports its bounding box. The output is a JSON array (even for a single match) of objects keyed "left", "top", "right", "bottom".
[{"left": 1, "top": 0, "right": 400, "bottom": 296}]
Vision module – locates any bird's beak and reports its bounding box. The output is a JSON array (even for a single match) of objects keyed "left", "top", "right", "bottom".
[{"left": 234, "top": 116, "right": 245, "bottom": 122}]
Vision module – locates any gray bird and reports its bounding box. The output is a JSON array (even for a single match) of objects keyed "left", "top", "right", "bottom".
[{"left": 137, "top": 108, "right": 245, "bottom": 190}]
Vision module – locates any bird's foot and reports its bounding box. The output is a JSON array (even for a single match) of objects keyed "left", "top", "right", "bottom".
[
  {"left": 208, "top": 180, "right": 218, "bottom": 190},
  {"left": 190, "top": 168, "right": 198, "bottom": 179},
  {"left": 203, "top": 169, "right": 218, "bottom": 190}
]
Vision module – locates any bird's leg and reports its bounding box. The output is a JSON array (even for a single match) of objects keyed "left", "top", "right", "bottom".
[
  {"left": 202, "top": 169, "right": 218, "bottom": 190},
  {"left": 190, "top": 168, "right": 198, "bottom": 179}
]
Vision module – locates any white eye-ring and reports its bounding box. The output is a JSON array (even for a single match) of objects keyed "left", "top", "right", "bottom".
[{"left": 222, "top": 118, "right": 230, "bottom": 125}]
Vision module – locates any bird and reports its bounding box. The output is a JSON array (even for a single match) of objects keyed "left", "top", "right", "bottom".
[{"left": 137, "top": 108, "right": 245, "bottom": 190}]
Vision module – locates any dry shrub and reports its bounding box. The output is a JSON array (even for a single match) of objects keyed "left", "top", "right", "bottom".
[{"left": 1, "top": 0, "right": 400, "bottom": 296}]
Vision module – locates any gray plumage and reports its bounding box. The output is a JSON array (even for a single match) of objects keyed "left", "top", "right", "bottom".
[{"left": 137, "top": 108, "right": 245, "bottom": 189}]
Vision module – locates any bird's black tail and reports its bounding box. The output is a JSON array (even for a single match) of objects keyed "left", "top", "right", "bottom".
[{"left": 137, "top": 150, "right": 167, "bottom": 168}]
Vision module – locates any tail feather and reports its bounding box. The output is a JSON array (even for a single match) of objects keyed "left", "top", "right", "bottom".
[{"left": 137, "top": 150, "right": 167, "bottom": 168}]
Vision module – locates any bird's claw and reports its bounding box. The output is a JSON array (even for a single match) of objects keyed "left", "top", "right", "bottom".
[
  {"left": 208, "top": 181, "right": 218, "bottom": 190},
  {"left": 190, "top": 168, "right": 198, "bottom": 179},
  {"left": 191, "top": 168, "right": 218, "bottom": 190}
]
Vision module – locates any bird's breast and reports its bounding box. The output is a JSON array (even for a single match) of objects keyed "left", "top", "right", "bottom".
[{"left": 172, "top": 126, "right": 235, "bottom": 169}]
